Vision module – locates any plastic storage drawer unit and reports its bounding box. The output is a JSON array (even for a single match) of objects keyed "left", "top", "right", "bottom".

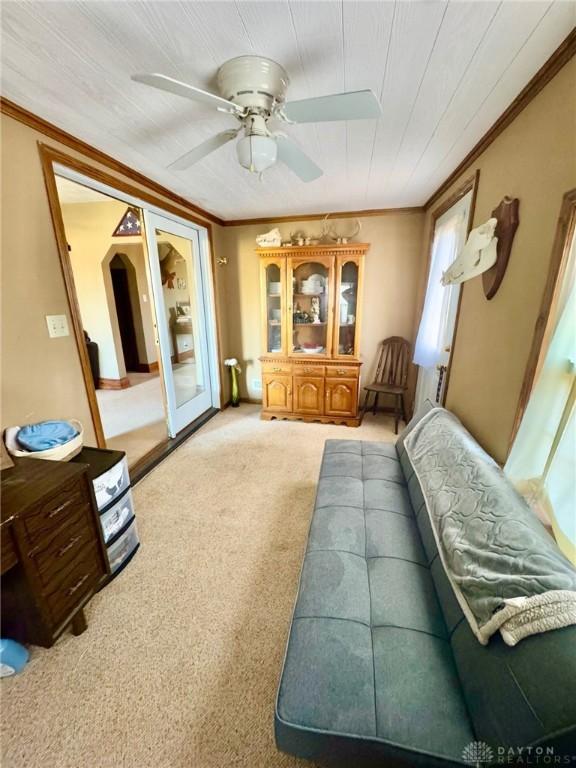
[
  {"left": 72, "top": 447, "right": 139, "bottom": 586},
  {"left": 107, "top": 519, "right": 139, "bottom": 576},
  {"left": 100, "top": 488, "right": 135, "bottom": 544},
  {"left": 72, "top": 447, "right": 130, "bottom": 511}
]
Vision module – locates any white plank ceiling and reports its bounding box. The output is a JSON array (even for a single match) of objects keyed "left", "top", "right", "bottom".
[{"left": 2, "top": 1, "right": 574, "bottom": 221}]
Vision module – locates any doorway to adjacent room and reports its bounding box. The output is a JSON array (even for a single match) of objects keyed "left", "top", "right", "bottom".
[{"left": 51, "top": 168, "right": 221, "bottom": 468}]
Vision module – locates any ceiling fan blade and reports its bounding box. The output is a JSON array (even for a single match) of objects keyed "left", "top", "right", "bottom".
[
  {"left": 168, "top": 130, "right": 240, "bottom": 171},
  {"left": 276, "top": 136, "right": 323, "bottom": 183},
  {"left": 283, "top": 89, "right": 382, "bottom": 123},
  {"left": 131, "top": 73, "right": 244, "bottom": 115}
]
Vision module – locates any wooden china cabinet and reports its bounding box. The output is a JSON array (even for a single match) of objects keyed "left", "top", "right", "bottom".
[{"left": 258, "top": 243, "right": 367, "bottom": 426}]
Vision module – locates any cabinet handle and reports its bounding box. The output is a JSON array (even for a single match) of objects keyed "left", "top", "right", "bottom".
[
  {"left": 287, "top": 388, "right": 292, "bottom": 395},
  {"left": 337, "top": 369, "right": 346, "bottom": 375},
  {"left": 48, "top": 499, "right": 74, "bottom": 519},
  {"left": 272, "top": 367, "right": 282, "bottom": 372},
  {"left": 67, "top": 573, "right": 90, "bottom": 597},
  {"left": 58, "top": 535, "right": 82, "bottom": 558}
]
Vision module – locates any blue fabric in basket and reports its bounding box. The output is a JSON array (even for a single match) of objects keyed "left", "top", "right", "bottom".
[{"left": 17, "top": 421, "right": 78, "bottom": 452}]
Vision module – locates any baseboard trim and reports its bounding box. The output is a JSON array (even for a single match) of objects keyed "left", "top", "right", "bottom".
[
  {"left": 175, "top": 350, "right": 195, "bottom": 362},
  {"left": 98, "top": 377, "right": 130, "bottom": 390},
  {"left": 134, "top": 362, "right": 159, "bottom": 374}
]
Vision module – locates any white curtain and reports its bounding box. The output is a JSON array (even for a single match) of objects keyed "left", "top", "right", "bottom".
[
  {"left": 506, "top": 228, "right": 576, "bottom": 563},
  {"left": 413, "top": 213, "right": 461, "bottom": 369}
]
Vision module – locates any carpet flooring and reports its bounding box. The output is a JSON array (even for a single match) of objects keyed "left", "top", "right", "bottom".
[{"left": 1, "top": 405, "right": 397, "bottom": 768}]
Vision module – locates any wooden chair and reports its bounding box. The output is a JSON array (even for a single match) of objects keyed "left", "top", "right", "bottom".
[{"left": 361, "top": 336, "right": 411, "bottom": 434}]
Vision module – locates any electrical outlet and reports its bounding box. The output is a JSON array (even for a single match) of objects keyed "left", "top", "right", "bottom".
[
  {"left": 46, "top": 315, "right": 70, "bottom": 338},
  {"left": 252, "top": 378, "right": 263, "bottom": 392}
]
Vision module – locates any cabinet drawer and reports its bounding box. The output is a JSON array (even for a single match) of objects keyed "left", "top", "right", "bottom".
[
  {"left": 293, "top": 364, "right": 325, "bottom": 376},
  {"left": 326, "top": 366, "right": 358, "bottom": 378},
  {"left": 27, "top": 509, "right": 94, "bottom": 589},
  {"left": 45, "top": 545, "right": 102, "bottom": 626},
  {"left": 261, "top": 361, "right": 292, "bottom": 374},
  {"left": 23, "top": 479, "right": 89, "bottom": 544}
]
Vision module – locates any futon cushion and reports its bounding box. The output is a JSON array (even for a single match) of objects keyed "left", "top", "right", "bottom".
[
  {"left": 276, "top": 440, "right": 474, "bottom": 767},
  {"left": 399, "top": 407, "right": 576, "bottom": 754}
]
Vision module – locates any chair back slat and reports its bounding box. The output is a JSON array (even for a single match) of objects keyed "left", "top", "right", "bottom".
[{"left": 375, "top": 336, "right": 411, "bottom": 388}]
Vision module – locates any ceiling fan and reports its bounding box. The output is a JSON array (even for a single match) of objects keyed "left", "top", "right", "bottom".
[{"left": 132, "top": 56, "right": 382, "bottom": 182}]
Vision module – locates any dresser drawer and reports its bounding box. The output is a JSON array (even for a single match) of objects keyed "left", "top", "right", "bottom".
[
  {"left": 261, "top": 361, "right": 292, "bottom": 374},
  {"left": 1, "top": 524, "right": 18, "bottom": 575},
  {"left": 293, "top": 364, "right": 325, "bottom": 376},
  {"left": 22, "top": 479, "right": 89, "bottom": 544},
  {"left": 326, "top": 365, "right": 358, "bottom": 378},
  {"left": 27, "top": 509, "right": 94, "bottom": 589},
  {"left": 45, "top": 545, "right": 102, "bottom": 626}
]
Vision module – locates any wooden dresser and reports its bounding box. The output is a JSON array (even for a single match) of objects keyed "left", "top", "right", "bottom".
[
  {"left": 1, "top": 458, "right": 109, "bottom": 647},
  {"left": 258, "top": 243, "right": 367, "bottom": 426}
]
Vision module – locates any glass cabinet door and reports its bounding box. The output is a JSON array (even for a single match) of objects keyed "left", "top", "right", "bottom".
[
  {"left": 334, "top": 257, "right": 360, "bottom": 357},
  {"left": 262, "top": 259, "right": 285, "bottom": 354},
  {"left": 289, "top": 257, "right": 334, "bottom": 356}
]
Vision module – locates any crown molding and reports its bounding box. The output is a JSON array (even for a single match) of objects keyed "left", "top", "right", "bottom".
[
  {"left": 4, "top": 23, "right": 573, "bottom": 228},
  {"left": 222, "top": 206, "right": 424, "bottom": 227},
  {"left": 1, "top": 96, "right": 423, "bottom": 227},
  {"left": 0, "top": 97, "right": 224, "bottom": 226},
  {"left": 424, "top": 27, "right": 576, "bottom": 211}
]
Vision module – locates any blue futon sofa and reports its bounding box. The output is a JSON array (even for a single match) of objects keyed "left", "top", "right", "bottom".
[{"left": 275, "top": 403, "right": 576, "bottom": 767}]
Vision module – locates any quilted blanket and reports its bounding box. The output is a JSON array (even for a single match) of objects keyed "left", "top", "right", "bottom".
[{"left": 404, "top": 408, "right": 576, "bottom": 646}]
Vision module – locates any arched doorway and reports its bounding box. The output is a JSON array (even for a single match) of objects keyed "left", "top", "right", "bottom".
[{"left": 109, "top": 253, "right": 140, "bottom": 373}]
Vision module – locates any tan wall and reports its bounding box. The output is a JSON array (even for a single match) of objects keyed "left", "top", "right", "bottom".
[
  {"left": 61, "top": 200, "right": 152, "bottom": 380},
  {"left": 418, "top": 57, "right": 576, "bottom": 465},
  {"left": 3, "top": 55, "right": 573, "bottom": 443},
  {"left": 219, "top": 213, "right": 425, "bottom": 400},
  {"left": 157, "top": 233, "right": 198, "bottom": 359},
  {"left": 0, "top": 113, "right": 225, "bottom": 443},
  {"left": 117, "top": 244, "right": 157, "bottom": 366}
]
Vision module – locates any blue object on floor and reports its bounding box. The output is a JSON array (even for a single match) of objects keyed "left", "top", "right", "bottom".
[
  {"left": 16, "top": 420, "right": 78, "bottom": 452},
  {"left": 0, "top": 639, "right": 29, "bottom": 677}
]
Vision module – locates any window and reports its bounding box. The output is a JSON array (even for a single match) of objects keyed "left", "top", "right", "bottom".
[
  {"left": 413, "top": 189, "right": 472, "bottom": 409},
  {"left": 506, "top": 191, "right": 576, "bottom": 564}
]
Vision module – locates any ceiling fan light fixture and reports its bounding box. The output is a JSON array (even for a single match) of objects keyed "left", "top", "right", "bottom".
[{"left": 236, "top": 134, "right": 277, "bottom": 174}]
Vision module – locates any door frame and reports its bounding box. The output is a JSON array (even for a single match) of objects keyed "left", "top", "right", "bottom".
[
  {"left": 143, "top": 212, "right": 214, "bottom": 436},
  {"left": 415, "top": 170, "right": 480, "bottom": 407},
  {"left": 39, "top": 143, "right": 222, "bottom": 449}
]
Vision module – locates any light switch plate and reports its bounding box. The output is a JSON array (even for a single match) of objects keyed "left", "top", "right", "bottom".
[
  {"left": 46, "top": 314, "right": 70, "bottom": 338},
  {"left": 252, "top": 378, "right": 263, "bottom": 392}
]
